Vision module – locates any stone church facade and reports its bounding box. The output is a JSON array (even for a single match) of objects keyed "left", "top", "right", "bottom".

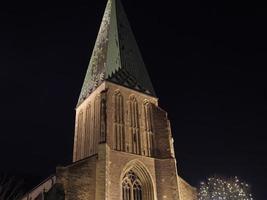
[{"left": 21, "top": 0, "right": 197, "bottom": 199}]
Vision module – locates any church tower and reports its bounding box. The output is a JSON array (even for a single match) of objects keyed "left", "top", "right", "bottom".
[
  {"left": 59, "top": 0, "right": 197, "bottom": 199},
  {"left": 61, "top": 0, "right": 197, "bottom": 199},
  {"left": 20, "top": 0, "right": 197, "bottom": 199}
]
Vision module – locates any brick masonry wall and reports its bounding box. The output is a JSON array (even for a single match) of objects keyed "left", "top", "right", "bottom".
[
  {"left": 152, "top": 104, "right": 173, "bottom": 158},
  {"left": 107, "top": 145, "right": 183, "bottom": 200},
  {"left": 105, "top": 81, "right": 158, "bottom": 155},
  {"left": 107, "top": 146, "right": 158, "bottom": 200},
  {"left": 154, "top": 159, "right": 180, "bottom": 200},
  {"left": 56, "top": 156, "right": 97, "bottom": 200},
  {"left": 55, "top": 81, "right": 197, "bottom": 200},
  {"left": 178, "top": 176, "right": 197, "bottom": 200}
]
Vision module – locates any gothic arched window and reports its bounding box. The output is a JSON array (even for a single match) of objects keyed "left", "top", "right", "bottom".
[
  {"left": 84, "top": 105, "right": 91, "bottom": 157},
  {"left": 114, "top": 91, "right": 125, "bottom": 151},
  {"left": 144, "top": 101, "right": 154, "bottom": 157},
  {"left": 93, "top": 96, "right": 100, "bottom": 154},
  {"left": 122, "top": 170, "right": 142, "bottom": 200},
  {"left": 129, "top": 96, "right": 141, "bottom": 154},
  {"left": 76, "top": 110, "right": 84, "bottom": 160}
]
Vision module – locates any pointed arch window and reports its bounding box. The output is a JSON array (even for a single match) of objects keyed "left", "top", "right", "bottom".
[
  {"left": 122, "top": 170, "right": 142, "bottom": 200},
  {"left": 93, "top": 96, "right": 101, "bottom": 154},
  {"left": 129, "top": 96, "right": 141, "bottom": 154},
  {"left": 76, "top": 110, "right": 84, "bottom": 160},
  {"left": 84, "top": 104, "right": 92, "bottom": 157},
  {"left": 114, "top": 91, "right": 125, "bottom": 151},
  {"left": 144, "top": 101, "right": 154, "bottom": 157}
]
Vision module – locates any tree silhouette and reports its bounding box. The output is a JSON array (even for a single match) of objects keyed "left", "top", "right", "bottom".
[{"left": 0, "top": 174, "right": 23, "bottom": 200}]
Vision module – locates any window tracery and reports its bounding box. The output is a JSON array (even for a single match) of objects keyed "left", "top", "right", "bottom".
[
  {"left": 144, "top": 101, "right": 154, "bottom": 157},
  {"left": 85, "top": 105, "right": 91, "bottom": 156},
  {"left": 122, "top": 170, "right": 142, "bottom": 200},
  {"left": 114, "top": 91, "right": 125, "bottom": 150},
  {"left": 129, "top": 96, "right": 141, "bottom": 154},
  {"left": 93, "top": 96, "right": 100, "bottom": 154},
  {"left": 76, "top": 110, "right": 84, "bottom": 160}
]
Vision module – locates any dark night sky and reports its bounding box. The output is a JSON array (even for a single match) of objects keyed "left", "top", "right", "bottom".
[{"left": 0, "top": 0, "right": 266, "bottom": 199}]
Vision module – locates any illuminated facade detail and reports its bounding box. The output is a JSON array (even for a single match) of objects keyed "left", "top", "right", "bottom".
[
  {"left": 85, "top": 104, "right": 91, "bottom": 156},
  {"left": 122, "top": 160, "right": 155, "bottom": 200},
  {"left": 122, "top": 170, "right": 142, "bottom": 200},
  {"left": 75, "top": 110, "right": 84, "bottom": 160},
  {"left": 144, "top": 101, "right": 154, "bottom": 157},
  {"left": 114, "top": 91, "right": 125, "bottom": 151},
  {"left": 129, "top": 96, "right": 141, "bottom": 155},
  {"left": 93, "top": 95, "right": 100, "bottom": 154},
  {"left": 100, "top": 92, "right": 107, "bottom": 143}
]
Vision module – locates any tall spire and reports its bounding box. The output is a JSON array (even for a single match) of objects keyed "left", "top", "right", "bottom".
[{"left": 78, "top": 0, "right": 155, "bottom": 106}]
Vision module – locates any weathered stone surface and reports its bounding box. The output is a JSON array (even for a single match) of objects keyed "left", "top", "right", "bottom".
[
  {"left": 66, "top": 80, "right": 198, "bottom": 200},
  {"left": 56, "top": 156, "right": 97, "bottom": 200},
  {"left": 178, "top": 177, "right": 197, "bottom": 200}
]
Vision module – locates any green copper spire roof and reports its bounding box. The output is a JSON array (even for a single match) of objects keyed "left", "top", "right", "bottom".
[{"left": 77, "top": 0, "right": 155, "bottom": 106}]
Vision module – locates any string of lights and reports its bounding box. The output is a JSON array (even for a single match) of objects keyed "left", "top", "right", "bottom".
[{"left": 198, "top": 176, "right": 253, "bottom": 200}]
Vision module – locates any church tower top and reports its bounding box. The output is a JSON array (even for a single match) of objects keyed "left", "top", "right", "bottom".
[{"left": 77, "top": 0, "right": 156, "bottom": 106}]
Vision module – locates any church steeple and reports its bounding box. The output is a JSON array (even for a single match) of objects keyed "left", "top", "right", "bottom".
[
  {"left": 20, "top": 1, "right": 198, "bottom": 199},
  {"left": 78, "top": 0, "right": 155, "bottom": 106}
]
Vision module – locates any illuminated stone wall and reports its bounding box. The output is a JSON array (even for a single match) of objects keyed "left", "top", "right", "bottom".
[
  {"left": 178, "top": 176, "right": 198, "bottom": 200},
  {"left": 66, "top": 82, "right": 181, "bottom": 200},
  {"left": 22, "top": 81, "right": 197, "bottom": 200},
  {"left": 56, "top": 155, "right": 98, "bottom": 200}
]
